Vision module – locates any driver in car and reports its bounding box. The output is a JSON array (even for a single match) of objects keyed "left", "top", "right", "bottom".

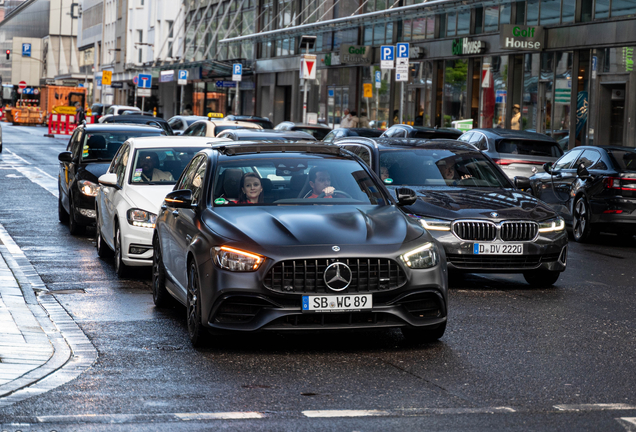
[
  {"left": 305, "top": 167, "right": 335, "bottom": 198},
  {"left": 437, "top": 158, "right": 471, "bottom": 185}
]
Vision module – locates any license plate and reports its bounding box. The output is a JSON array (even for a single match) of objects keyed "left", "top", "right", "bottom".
[
  {"left": 473, "top": 243, "right": 523, "bottom": 254},
  {"left": 302, "top": 295, "right": 372, "bottom": 312}
]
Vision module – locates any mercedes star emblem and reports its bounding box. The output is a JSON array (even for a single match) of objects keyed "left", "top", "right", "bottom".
[
  {"left": 490, "top": 212, "right": 499, "bottom": 218},
  {"left": 323, "top": 262, "right": 353, "bottom": 292},
  {"left": 332, "top": 246, "right": 340, "bottom": 252}
]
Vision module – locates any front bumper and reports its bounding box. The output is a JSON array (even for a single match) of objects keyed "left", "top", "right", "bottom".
[
  {"left": 196, "top": 253, "right": 448, "bottom": 333},
  {"left": 121, "top": 223, "right": 154, "bottom": 266}
]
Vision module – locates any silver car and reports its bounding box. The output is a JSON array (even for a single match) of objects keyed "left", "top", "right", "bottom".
[{"left": 457, "top": 129, "right": 563, "bottom": 180}]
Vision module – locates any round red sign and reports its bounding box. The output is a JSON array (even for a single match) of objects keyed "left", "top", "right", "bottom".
[{"left": 18, "top": 81, "right": 27, "bottom": 89}]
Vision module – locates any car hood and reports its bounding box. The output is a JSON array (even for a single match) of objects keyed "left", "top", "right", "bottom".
[
  {"left": 204, "top": 205, "right": 425, "bottom": 247},
  {"left": 396, "top": 186, "right": 556, "bottom": 221},
  {"left": 80, "top": 162, "right": 111, "bottom": 181},
  {"left": 125, "top": 185, "right": 175, "bottom": 214}
]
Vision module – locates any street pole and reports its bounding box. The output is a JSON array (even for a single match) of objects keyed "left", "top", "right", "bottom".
[
  {"left": 399, "top": 82, "right": 404, "bottom": 124},
  {"left": 236, "top": 83, "right": 240, "bottom": 115},
  {"left": 303, "top": 42, "right": 308, "bottom": 124},
  {"left": 180, "top": 85, "right": 184, "bottom": 115}
]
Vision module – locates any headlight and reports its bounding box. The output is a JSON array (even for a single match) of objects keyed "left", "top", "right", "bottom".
[
  {"left": 213, "top": 246, "right": 264, "bottom": 272},
  {"left": 538, "top": 216, "right": 565, "bottom": 233},
  {"left": 400, "top": 242, "right": 439, "bottom": 269},
  {"left": 419, "top": 218, "right": 451, "bottom": 231},
  {"left": 127, "top": 208, "right": 157, "bottom": 228},
  {"left": 78, "top": 180, "right": 99, "bottom": 196}
]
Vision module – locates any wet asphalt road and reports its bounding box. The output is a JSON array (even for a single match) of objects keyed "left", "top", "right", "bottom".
[{"left": 0, "top": 124, "right": 635, "bottom": 431}]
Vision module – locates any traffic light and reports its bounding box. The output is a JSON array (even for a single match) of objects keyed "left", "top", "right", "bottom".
[{"left": 6, "top": 50, "right": 10, "bottom": 60}]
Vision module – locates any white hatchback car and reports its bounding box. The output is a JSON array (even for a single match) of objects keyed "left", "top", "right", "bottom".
[{"left": 95, "top": 136, "right": 230, "bottom": 277}]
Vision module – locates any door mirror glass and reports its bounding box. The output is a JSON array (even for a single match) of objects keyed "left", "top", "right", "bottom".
[
  {"left": 396, "top": 187, "right": 418, "bottom": 206},
  {"left": 576, "top": 163, "right": 591, "bottom": 179},
  {"left": 543, "top": 162, "right": 553, "bottom": 174},
  {"left": 514, "top": 176, "right": 531, "bottom": 190},
  {"left": 165, "top": 189, "right": 193, "bottom": 208},
  {"left": 58, "top": 151, "right": 73, "bottom": 163}
]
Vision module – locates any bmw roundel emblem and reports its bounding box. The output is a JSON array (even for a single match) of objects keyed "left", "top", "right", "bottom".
[
  {"left": 332, "top": 246, "right": 340, "bottom": 252},
  {"left": 490, "top": 212, "right": 499, "bottom": 218}
]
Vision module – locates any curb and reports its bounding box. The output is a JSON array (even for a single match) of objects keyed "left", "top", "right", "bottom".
[{"left": 0, "top": 224, "right": 98, "bottom": 407}]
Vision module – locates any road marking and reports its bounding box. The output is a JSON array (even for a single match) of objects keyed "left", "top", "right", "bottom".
[
  {"left": 617, "top": 417, "right": 636, "bottom": 431},
  {"left": 2, "top": 149, "right": 59, "bottom": 198},
  {"left": 302, "top": 407, "right": 516, "bottom": 417},
  {"left": 303, "top": 410, "right": 390, "bottom": 418},
  {"left": 555, "top": 404, "right": 636, "bottom": 411},
  {"left": 176, "top": 412, "right": 265, "bottom": 420}
]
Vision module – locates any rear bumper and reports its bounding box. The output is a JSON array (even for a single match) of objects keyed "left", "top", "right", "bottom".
[{"left": 590, "top": 197, "right": 636, "bottom": 233}]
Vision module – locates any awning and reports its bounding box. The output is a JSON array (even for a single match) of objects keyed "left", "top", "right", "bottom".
[{"left": 155, "top": 59, "right": 249, "bottom": 80}]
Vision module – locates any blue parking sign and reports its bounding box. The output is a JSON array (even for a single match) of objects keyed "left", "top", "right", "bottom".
[
  {"left": 22, "top": 43, "right": 31, "bottom": 57},
  {"left": 233, "top": 64, "right": 242, "bottom": 75},
  {"left": 178, "top": 70, "right": 188, "bottom": 80},
  {"left": 381, "top": 46, "right": 394, "bottom": 61},
  {"left": 397, "top": 43, "right": 409, "bottom": 59}
]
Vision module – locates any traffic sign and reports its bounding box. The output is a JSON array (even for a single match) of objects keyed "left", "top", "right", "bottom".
[
  {"left": 397, "top": 42, "right": 409, "bottom": 59},
  {"left": 300, "top": 54, "right": 316, "bottom": 80},
  {"left": 18, "top": 81, "right": 27, "bottom": 89},
  {"left": 381, "top": 46, "right": 394, "bottom": 69},
  {"left": 138, "top": 73, "right": 152, "bottom": 88},
  {"left": 22, "top": 43, "right": 31, "bottom": 57},
  {"left": 215, "top": 80, "right": 236, "bottom": 88},
  {"left": 232, "top": 64, "right": 242, "bottom": 82},
  {"left": 375, "top": 70, "right": 382, "bottom": 89},
  {"left": 363, "top": 83, "right": 373, "bottom": 98},
  {"left": 178, "top": 70, "right": 188, "bottom": 85},
  {"left": 102, "top": 70, "right": 112, "bottom": 86},
  {"left": 132, "top": 75, "right": 139, "bottom": 85},
  {"left": 138, "top": 88, "right": 151, "bottom": 97},
  {"left": 328, "top": 88, "right": 334, "bottom": 98}
]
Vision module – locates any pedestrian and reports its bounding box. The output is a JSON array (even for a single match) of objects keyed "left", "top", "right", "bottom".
[
  {"left": 181, "top": 104, "right": 193, "bottom": 116},
  {"left": 349, "top": 110, "right": 359, "bottom": 128},
  {"left": 358, "top": 111, "right": 370, "bottom": 128},
  {"left": 393, "top": 109, "right": 399, "bottom": 124},
  {"left": 340, "top": 109, "right": 352, "bottom": 128},
  {"left": 75, "top": 102, "right": 86, "bottom": 123},
  {"left": 511, "top": 104, "right": 521, "bottom": 130}
]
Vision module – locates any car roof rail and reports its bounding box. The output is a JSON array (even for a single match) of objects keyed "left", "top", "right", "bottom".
[
  {"left": 334, "top": 136, "right": 379, "bottom": 148},
  {"left": 212, "top": 141, "right": 343, "bottom": 156}
]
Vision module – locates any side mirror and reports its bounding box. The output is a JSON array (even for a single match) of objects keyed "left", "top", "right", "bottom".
[
  {"left": 577, "top": 163, "right": 591, "bottom": 179},
  {"left": 58, "top": 151, "right": 73, "bottom": 163},
  {"left": 514, "top": 176, "right": 531, "bottom": 190},
  {"left": 165, "top": 189, "right": 193, "bottom": 209},
  {"left": 98, "top": 173, "right": 120, "bottom": 189},
  {"left": 174, "top": 131, "right": 182, "bottom": 136},
  {"left": 396, "top": 187, "right": 418, "bottom": 206},
  {"left": 543, "top": 162, "right": 553, "bottom": 174}
]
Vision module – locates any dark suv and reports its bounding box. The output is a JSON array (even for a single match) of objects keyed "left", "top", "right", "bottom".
[
  {"left": 58, "top": 124, "right": 166, "bottom": 234},
  {"left": 335, "top": 137, "right": 568, "bottom": 287}
]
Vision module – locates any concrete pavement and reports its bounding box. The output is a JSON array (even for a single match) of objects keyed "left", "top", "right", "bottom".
[{"left": 0, "top": 222, "right": 97, "bottom": 407}]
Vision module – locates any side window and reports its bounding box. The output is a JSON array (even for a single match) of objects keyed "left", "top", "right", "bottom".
[
  {"left": 169, "top": 119, "right": 183, "bottom": 130},
  {"left": 343, "top": 145, "right": 359, "bottom": 156},
  {"left": 356, "top": 147, "right": 372, "bottom": 167},
  {"left": 323, "top": 131, "right": 335, "bottom": 143},
  {"left": 116, "top": 145, "right": 130, "bottom": 185},
  {"left": 576, "top": 149, "right": 602, "bottom": 169},
  {"left": 191, "top": 160, "right": 208, "bottom": 204},
  {"left": 396, "top": 128, "right": 408, "bottom": 138},
  {"left": 177, "top": 155, "right": 204, "bottom": 191},
  {"left": 69, "top": 130, "right": 83, "bottom": 157},
  {"left": 383, "top": 128, "right": 396, "bottom": 137},
  {"left": 553, "top": 149, "right": 583, "bottom": 171},
  {"left": 109, "top": 145, "right": 125, "bottom": 174},
  {"left": 470, "top": 133, "right": 488, "bottom": 150},
  {"left": 183, "top": 123, "right": 198, "bottom": 136},
  {"left": 459, "top": 132, "right": 473, "bottom": 142}
]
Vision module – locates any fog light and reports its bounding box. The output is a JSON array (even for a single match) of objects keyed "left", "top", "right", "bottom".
[
  {"left": 129, "top": 245, "right": 150, "bottom": 255},
  {"left": 78, "top": 208, "right": 96, "bottom": 218}
]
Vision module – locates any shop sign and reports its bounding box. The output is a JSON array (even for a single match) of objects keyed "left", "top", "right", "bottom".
[
  {"left": 111, "top": 82, "right": 123, "bottom": 88},
  {"left": 160, "top": 70, "right": 174, "bottom": 83},
  {"left": 339, "top": 45, "right": 372, "bottom": 65},
  {"left": 325, "top": 53, "right": 341, "bottom": 66},
  {"left": 452, "top": 38, "right": 486, "bottom": 56},
  {"left": 451, "top": 119, "right": 473, "bottom": 132},
  {"left": 500, "top": 25, "right": 544, "bottom": 51}
]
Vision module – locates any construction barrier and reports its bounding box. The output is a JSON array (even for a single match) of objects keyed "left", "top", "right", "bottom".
[{"left": 47, "top": 113, "right": 94, "bottom": 136}]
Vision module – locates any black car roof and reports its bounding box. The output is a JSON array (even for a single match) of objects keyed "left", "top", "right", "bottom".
[
  {"left": 106, "top": 115, "right": 169, "bottom": 122},
  {"left": 81, "top": 123, "right": 165, "bottom": 132},
  {"left": 223, "top": 129, "right": 313, "bottom": 137},
  {"left": 473, "top": 128, "right": 557, "bottom": 142},
  {"left": 205, "top": 141, "right": 344, "bottom": 157},
  {"left": 337, "top": 136, "right": 476, "bottom": 151}
]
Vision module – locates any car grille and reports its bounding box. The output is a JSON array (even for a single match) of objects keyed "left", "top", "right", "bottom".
[
  {"left": 500, "top": 222, "right": 538, "bottom": 241},
  {"left": 447, "top": 252, "right": 561, "bottom": 269},
  {"left": 213, "top": 296, "right": 275, "bottom": 324},
  {"left": 265, "top": 312, "right": 403, "bottom": 328},
  {"left": 453, "top": 221, "right": 497, "bottom": 241},
  {"left": 263, "top": 258, "right": 407, "bottom": 294}
]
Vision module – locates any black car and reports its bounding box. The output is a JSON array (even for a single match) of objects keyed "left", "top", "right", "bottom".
[
  {"left": 322, "top": 128, "right": 384, "bottom": 143},
  {"left": 100, "top": 114, "right": 174, "bottom": 135},
  {"left": 152, "top": 142, "right": 448, "bottom": 346},
  {"left": 223, "top": 115, "right": 274, "bottom": 129},
  {"left": 335, "top": 137, "right": 568, "bottom": 287},
  {"left": 529, "top": 145, "right": 636, "bottom": 242},
  {"left": 274, "top": 121, "right": 332, "bottom": 140},
  {"left": 58, "top": 124, "right": 166, "bottom": 234},
  {"left": 381, "top": 125, "right": 462, "bottom": 140},
  {"left": 216, "top": 129, "right": 316, "bottom": 141}
]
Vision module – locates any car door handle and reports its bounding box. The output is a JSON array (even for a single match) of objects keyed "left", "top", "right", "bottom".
[
  {"left": 186, "top": 234, "right": 192, "bottom": 242},
  {"left": 552, "top": 173, "right": 562, "bottom": 179},
  {"left": 172, "top": 210, "right": 179, "bottom": 216}
]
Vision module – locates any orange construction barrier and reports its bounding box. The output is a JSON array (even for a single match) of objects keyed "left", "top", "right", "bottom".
[{"left": 46, "top": 114, "right": 94, "bottom": 136}]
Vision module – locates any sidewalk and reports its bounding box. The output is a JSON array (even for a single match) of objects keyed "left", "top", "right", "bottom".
[{"left": 0, "top": 224, "right": 97, "bottom": 407}]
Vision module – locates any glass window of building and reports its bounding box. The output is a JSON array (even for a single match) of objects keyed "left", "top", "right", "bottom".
[
  {"left": 457, "top": 10, "right": 470, "bottom": 35},
  {"left": 522, "top": 53, "right": 540, "bottom": 132},
  {"left": 500, "top": 2, "right": 512, "bottom": 24},
  {"left": 358, "top": 67, "right": 391, "bottom": 129},
  {"left": 426, "top": 16, "right": 435, "bottom": 38},
  {"left": 446, "top": 12, "right": 457, "bottom": 36},
  {"left": 474, "top": 7, "right": 484, "bottom": 34},
  {"left": 562, "top": 0, "right": 575, "bottom": 22},
  {"left": 527, "top": 0, "right": 540, "bottom": 24},
  {"left": 514, "top": 1, "right": 526, "bottom": 24},
  {"left": 552, "top": 52, "right": 573, "bottom": 137},
  {"left": 480, "top": 56, "right": 508, "bottom": 128},
  {"left": 443, "top": 59, "right": 468, "bottom": 127},
  {"left": 484, "top": 5, "right": 500, "bottom": 32},
  {"left": 612, "top": 0, "right": 636, "bottom": 17},
  {"left": 412, "top": 17, "right": 428, "bottom": 40},
  {"left": 540, "top": 0, "right": 561, "bottom": 24},
  {"left": 595, "top": 0, "right": 610, "bottom": 18},
  {"left": 581, "top": 0, "right": 594, "bottom": 21}
]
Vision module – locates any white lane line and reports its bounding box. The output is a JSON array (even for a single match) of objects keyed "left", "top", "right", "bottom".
[
  {"left": 303, "top": 410, "right": 390, "bottom": 418},
  {"left": 176, "top": 412, "right": 265, "bottom": 420},
  {"left": 555, "top": 404, "right": 636, "bottom": 411},
  {"left": 617, "top": 417, "right": 636, "bottom": 432},
  {"left": 4, "top": 149, "right": 59, "bottom": 198}
]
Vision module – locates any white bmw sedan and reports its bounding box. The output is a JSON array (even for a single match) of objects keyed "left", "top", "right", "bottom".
[{"left": 96, "top": 136, "right": 230, "bottom": 277}]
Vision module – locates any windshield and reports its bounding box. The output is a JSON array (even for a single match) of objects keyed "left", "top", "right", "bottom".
[
  {"left": 81, "top": 131, "right": 162, "bottom": 162},
  {"left": 129, "top": 147, "right": 207, "bottom": 185},
  {"left": 495, "top": 139, "right": 563, "bottom": 157},
  {"left": 379, "top": 149, "right": 512, "bottom": 188},
  {"left": 212, "top": 155, "right": 386, "bottom": 206}
]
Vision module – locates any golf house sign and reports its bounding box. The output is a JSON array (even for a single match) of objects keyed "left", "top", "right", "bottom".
[{"left": 500, "top": 25, "right": 545, "bottom": 51}]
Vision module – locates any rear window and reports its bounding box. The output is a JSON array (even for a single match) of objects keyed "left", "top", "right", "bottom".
[
  {"left": 81, "top": 131, "right": 162, "bottom": 162},
  {"left": 607, "top": 149, "right": 636, "bottom": 172},
  {"left": 495, "top": 139, "right": 563, "bottom": 157}
]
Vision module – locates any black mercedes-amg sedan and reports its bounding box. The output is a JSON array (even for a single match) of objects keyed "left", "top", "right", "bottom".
[
  {"left": 152, "top": 142, "right": 448, "bottom": 346},
  {"left": 335, "top": 137, "right": 568, "bottom": 287}
]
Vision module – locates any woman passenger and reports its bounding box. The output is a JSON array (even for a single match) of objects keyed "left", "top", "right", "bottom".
[{"left": 235, "top": 172, "right": 264, "bottom": 204}]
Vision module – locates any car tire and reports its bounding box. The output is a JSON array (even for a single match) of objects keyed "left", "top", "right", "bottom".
[
  {"left": 523, "top": 270, "right": 560, "bottom": 287},
  {"left": 114, "top": 223, "right": 128, "bottom": 278},
  {"left": 152, "top": 234, "right": 172, "bottom": 307},
  {"left": 187, "top": 260, "right": 208, "bottom": 347},
  {"left": 401, "top": 322, "right": 446, "bottom": 343},
  {"left": 58, "top": 193, "right": 69, "bottom": 224},
  {"left": 95, "top": 213, "right": 112, "bottom": 258},
  {"left": 572, "top": 196, "right": 595, "bottom": 243},
  {"left": 68, "top": 195, "right": 85, "bottom": 235}
]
